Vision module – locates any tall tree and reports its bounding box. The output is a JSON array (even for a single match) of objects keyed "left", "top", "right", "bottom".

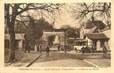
[
  {"left": 72, "top": 2, "right": 111, "bottom": 30},
  {"left": 25, "top": 16, "right": 54, "bottom": 49},
  {"left": 5, "top": 3, "right": 63, "bottom": 62}
]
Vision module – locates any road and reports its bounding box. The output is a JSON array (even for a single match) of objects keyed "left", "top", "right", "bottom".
[{"left": 29, "top": 51, "right": 110, "bottom": 67}]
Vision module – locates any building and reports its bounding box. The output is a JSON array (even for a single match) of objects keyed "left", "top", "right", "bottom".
[
  {"left": 42, "top": 29, "right": 65, "bottom": 45},
  {"left": 5, "top": 29, "right": 66, "bottom": 51},
  {"left": 85, "top": 33, "right": 109, "bottom": 51},
  {"left": 103, "top": 30, "right": 111, "bottom": 50},
  {"left": 41, "top": 29, "right": 65, "bottom": 50},
  {"left": 79, "top": 20, "right": 110, "bottom": 51},
  {"left": 5, "top": 33, "right": 25, "bottom": 49}
]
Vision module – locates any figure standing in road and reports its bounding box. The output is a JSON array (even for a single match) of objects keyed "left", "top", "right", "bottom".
[
  {"left": 24, "top": 34, "right": 30, "bottom": 53},
  {"left": 46, "top": 45, "right": 50, "bottom": 56},
  {"left": 39, "top": 44, "right": 42, "bottom": 54}
]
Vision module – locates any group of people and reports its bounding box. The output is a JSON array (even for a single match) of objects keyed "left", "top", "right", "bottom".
[
  {"left": 24, "top": 40, "right": 50, "bottom": 56},
  {"left": 74, "top": 45, "right": 108, "bottom": 54}
]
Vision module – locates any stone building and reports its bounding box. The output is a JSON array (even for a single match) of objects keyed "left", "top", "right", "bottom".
[
  {"left": 41, "top": 29, "right": 65, "bottom": 50},
  {"left": 5, "top": 33, "right": 25, "bottom": 49},
  {"left": 85, "top": 33, "right": 109, "bottom": 51},
  {"left": 79, "top": 20, "right": 110, "bottom": 51}
]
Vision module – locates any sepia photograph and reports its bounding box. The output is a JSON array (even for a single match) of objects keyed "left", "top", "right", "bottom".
[{"left": 4, "top": 3, "right": 111, "bottom": 68}]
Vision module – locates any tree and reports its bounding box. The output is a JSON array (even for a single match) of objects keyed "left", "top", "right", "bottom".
[
  {"left": 72, "top": 2, "right": 111, "bottom": 30},
  {"left": 71, "top": 3, "right": 111, "bottom": 54},
  {"left": 60, "top": 25, "right": 80, "bottom": 54},
  {"left": 61, "top": 25, "right": 80, "bottom": 38},
  {"left": 5, "top": 3, "right": 64, "bottom": 62},
  {"left": 25, "top": 16, "right": 54, "bottom": 49}
]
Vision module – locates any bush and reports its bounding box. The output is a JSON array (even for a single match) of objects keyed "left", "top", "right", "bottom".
[{"left": 81, "top": 47, "right": 91, "bottom": 53}]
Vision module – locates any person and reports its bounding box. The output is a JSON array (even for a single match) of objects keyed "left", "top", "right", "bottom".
[
  {"left": 58, "top": 45, "right": 60, "bottom": 51},
  {"left": 81, "top": 46, "right": 85, "bottom": 54},
  {"left": 24, "top": 34, "right": 30, "bottom": 53},
  {"left": 39, "top": 44, "right": 42, "bottom": 54},
  {"left": 27, "top": 41, "right": 31, "bottom": 53},
  {"left": 46, "top": 45, "right": 50, "bottom": 56},
  {"left": 74, "top": 47, "right": 78, "bottom": 52}
]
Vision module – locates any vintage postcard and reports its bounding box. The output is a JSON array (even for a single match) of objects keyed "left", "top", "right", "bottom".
[{"left": 0, "top": 0, "right": 113, "bottom": 73}]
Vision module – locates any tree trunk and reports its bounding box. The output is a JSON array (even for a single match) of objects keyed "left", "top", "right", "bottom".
[
  {"left": 8, "top": 16, "right": 16, "bottom": 62},
  {"left": 8, "top": 31, "right": 15, "bottom": 62},
  {"left": 64, "top": 32, "right": 67, "bottom": 54},
  {"left": 6, "top": 4, "right": 17, "bottom": 62}
]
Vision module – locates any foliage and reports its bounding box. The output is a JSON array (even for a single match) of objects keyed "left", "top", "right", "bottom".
[
  {"left": 24, "top": 16, "right": 54, "bottom": 48},
  {"left": 4, "top": 3, "right": 64, "bottom": 62},
  {"left": 72, "top": 2, "right": 111, "bottom": 29},
  {"left": 61, "top": 25, "right": 80, "bottom": 38}
]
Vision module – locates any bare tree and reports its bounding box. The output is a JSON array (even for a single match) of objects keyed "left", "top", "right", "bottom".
[
  {"left": 5, "top": 3, "right": 64, "bottom": 62},
  {"left": 72, "top": 2, "right": 111, "bottom": 29}
]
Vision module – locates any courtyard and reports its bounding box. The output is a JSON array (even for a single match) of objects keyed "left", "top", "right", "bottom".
[{"left": 5, "top": 49, "right": 111, "bottom": 67}]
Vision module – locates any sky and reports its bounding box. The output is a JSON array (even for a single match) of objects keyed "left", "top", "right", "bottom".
[
  {"left": 19, "top": 4, "right": 81, "bottom": 29},
  {"left": 53, "top": 4, "right": 79, "bottom": 29},
  {"left": 18, "top": 3, "right": 110, "bottom": 29}
]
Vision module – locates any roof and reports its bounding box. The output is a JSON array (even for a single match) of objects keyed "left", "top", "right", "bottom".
[
  {"left": 85, "top": 33, "right": 109, "bottom": 40},
  {"left": 5, "top": 33, "right": 25, "bottom": 40},
  {"left": 85, "top": 20, "right": 106, "bottom": 29},
  {"left": 86, "top": 21, "right": 95, "bottom": 28}
]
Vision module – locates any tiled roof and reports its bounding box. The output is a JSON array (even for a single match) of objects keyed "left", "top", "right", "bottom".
[
  {"left": 86, "top": 21, "right": 95, "bottom": 29},
  {"left": 85, "top": 20, "right": 106, "bottom": 29},
  {"left": 86, "top": 33, "right": 109, "bottom": 40}
]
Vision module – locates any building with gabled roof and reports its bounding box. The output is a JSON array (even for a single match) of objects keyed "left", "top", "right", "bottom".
[
  {"left": 85, "top": 33, "right": 110, "bottom": 51},
  {"left": 79, "top": 20, "right": 110, "bottom": 51},
  {"left": 85, "top": 33, "right": 109, "bottom": 40}
]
